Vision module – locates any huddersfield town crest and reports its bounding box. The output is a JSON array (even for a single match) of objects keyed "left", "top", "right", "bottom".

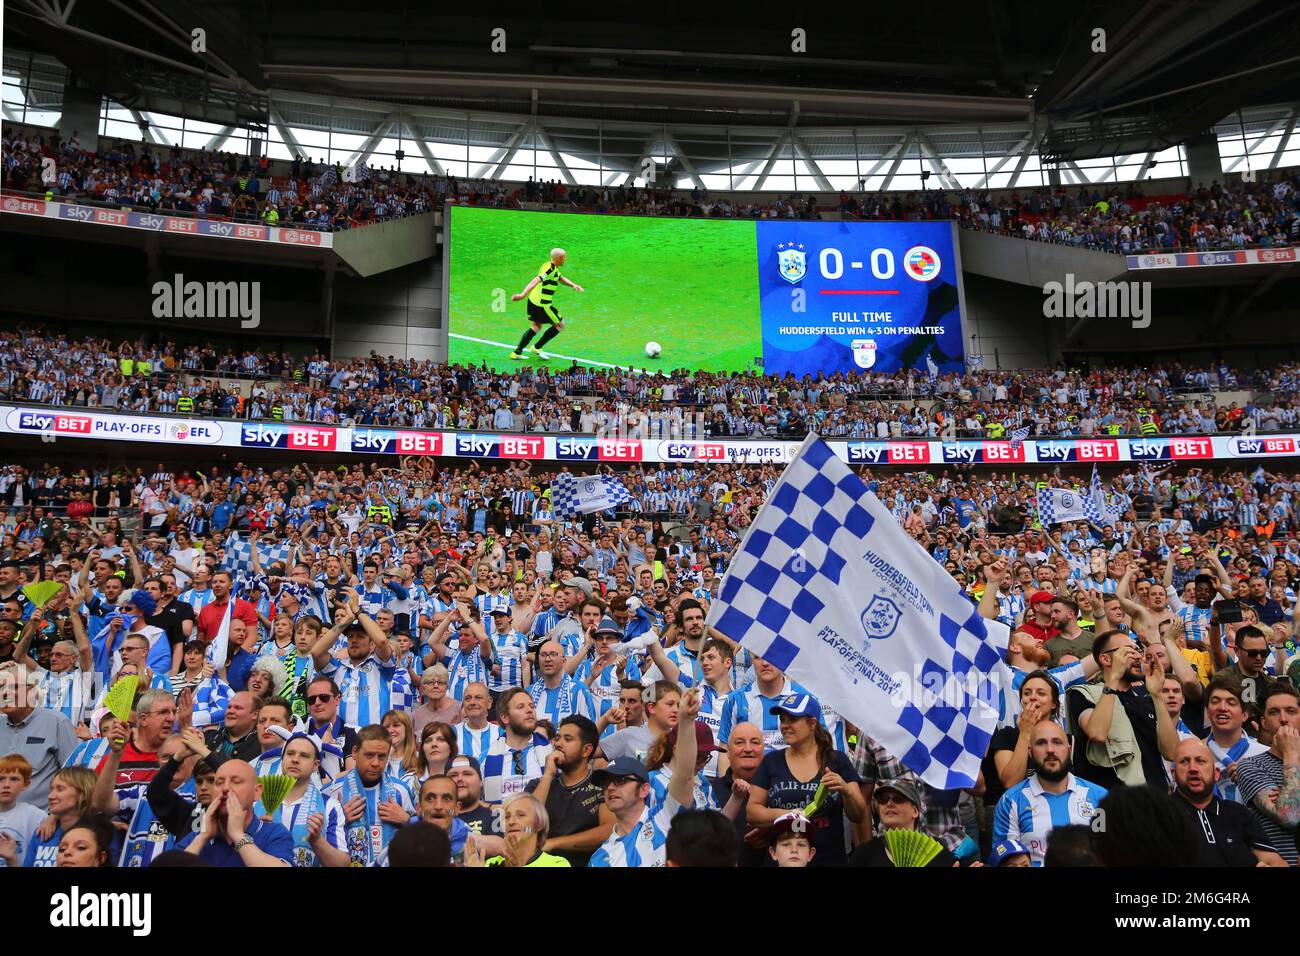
[
  {"left": 777, "top": 246, "right": 806, "bottom": 283},
  {"left": 861, "top": 595, "right": 902, "bottom": 642}
]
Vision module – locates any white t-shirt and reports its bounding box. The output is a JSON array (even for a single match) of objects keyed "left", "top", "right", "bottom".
[{"left": 0, "top": 801, "right": 47, "bottom": 867}]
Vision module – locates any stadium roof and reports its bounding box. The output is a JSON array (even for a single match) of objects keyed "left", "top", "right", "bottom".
[{"left": 6, "top": 1, "right": 1300, "bottom": 185}]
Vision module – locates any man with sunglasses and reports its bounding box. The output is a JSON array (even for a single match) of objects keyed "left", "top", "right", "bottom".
[
  {"left": 305, "top": 676, "right": 358, "bottom": 780},
  {"left": 1214, "top": 626, "right": 1279, "bottom": 730},
  {"left": 1068, "top": 629, "right": 1180, "bottom": 790},
  {"left": 588, "top": 686, "right": 702, "bottom": 867}
]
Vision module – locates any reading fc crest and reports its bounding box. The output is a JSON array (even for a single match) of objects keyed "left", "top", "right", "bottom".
[
  {"left": 777, "top": 246, "right": 806, "bottom": 284},
  {"left": 861, "top": 595, "right": 902, "bottom": 642}
]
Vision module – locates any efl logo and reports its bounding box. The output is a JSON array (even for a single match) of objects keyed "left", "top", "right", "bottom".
[
  {"left": 279, "top": 229, "right": 323, "bottom": 246},
  {"left": 1034, "top": 439, "right": 1119, "bottom": 462},
  {"left": 2, "top": 195, "right": 46, "bottom": 215},
  {"left": 1256, "top": 248, "right": 1297, "bottom": 263},
  {"left": 1199, "top": 251, "right": 1244, "bottom": 266},
  {"left": 1229, "top": 436, "right": 1297, "bottom": 456},
  {"left": 1128, "top": 437, "right": 1213, "bottom": 460},
  {"left": 165, "top": 422, "right": 221, "bottom": 444},
  {"left": 556, "top": 437, "right": 597, "bottom": 461},
  {"left": 17, "top": 411, "right": 91, "bottom": 434}
]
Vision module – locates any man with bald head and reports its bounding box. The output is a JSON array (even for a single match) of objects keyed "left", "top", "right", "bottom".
[
  {"left": 708, "top": 722, "right": 766, "bottom": 867},
  {"left": 1170, "top": 738, "right": 1285, "bottom": 866},
  {"left": 178, "top": 758, "right": 294, "bottom": 866}
]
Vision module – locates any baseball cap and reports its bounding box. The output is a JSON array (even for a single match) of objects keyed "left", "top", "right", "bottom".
[
  {"left": 769, "top": 811, "right": 813, "bottom": 841},
  {"left": 594, "top": 616, "right": 622, "bottom": 637},
  {"left": 489, "top": 606, "right": 512, "bottom": 617},
  {"left": 448, "top": 755, "right": 482, "bottom": 777},
  {"left": 769, "top": 693, "right": 822, "bottom": 721},
  {"left": 434, "top": 572, "right": 454, "bottom": 584},
  {"left": 1028, "top": 591, "right": 1055, "bottom": 607},
  {"left": 986, "top": 839, "right": 1031, "bottom": 867},
  {"left": 667, "top": 718, "right": 723, "bottom": 753},
  {"left": 591, "top": 756, "right": 650, "bottom": 787},
  {"left": 874, "top": 779, "right": 924, "bottom": 809},
  {"left": 562, "top": 575, "right": 593, "bottom": 598}
]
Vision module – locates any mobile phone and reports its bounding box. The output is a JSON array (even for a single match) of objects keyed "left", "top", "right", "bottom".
[{"left": 1216, "top": 599, "right": 1243, "bottom": 624}]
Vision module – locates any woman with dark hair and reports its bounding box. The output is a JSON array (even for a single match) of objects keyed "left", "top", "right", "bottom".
[
  {"left": 983, "top": 671, "right": 1063, "bottom": 803},
  {"left": 746, "top": 695, "right": 867, "bottom": 867},
  {"left": 57, "top": 815, "right": 117, "bottom": 868},
  {"left": 416, "top": 721, "right": 458, "bottom": 784}
]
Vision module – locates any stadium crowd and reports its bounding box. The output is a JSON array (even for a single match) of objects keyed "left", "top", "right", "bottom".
[
  {"left": 3, "top": 330, "right": 1299, "bottom": 439},
  {"left": 1, "top": 130, "right": 438, "bottom": 231},
  {"left": 0, "top": 448, "right": 1298, "bottom": 868},
  {"left": 5, "top": 127, "right": 1298, "bottom": 254}
]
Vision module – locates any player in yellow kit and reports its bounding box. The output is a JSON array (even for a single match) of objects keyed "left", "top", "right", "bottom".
[{"left": 509, "top": 247, "right": 584, "bottom": 360}]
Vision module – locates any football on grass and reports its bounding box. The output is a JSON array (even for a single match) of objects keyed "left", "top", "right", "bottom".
[{"left": 645, "top": 341, "right": 662, "bottom": 358}]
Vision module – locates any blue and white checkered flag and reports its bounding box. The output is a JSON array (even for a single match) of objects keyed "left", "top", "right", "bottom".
[
  {"left": 223, "top": 533, "right": 292, "bottom": 575},
  {"left": 705, "top": 434, "right": 1010, "bottom": 790},
  {"left": 551, "top": 472, "right": 632, "bottom": 516},
  {"left": 1036, "top": 486, "right": 1090, "bottom": 526},
  {"left": 1008, "top": 425, "right": 1032, "bottom": 450},
  {"left": 1088, "top": 464, "right": 1124, "bottom": 525}
]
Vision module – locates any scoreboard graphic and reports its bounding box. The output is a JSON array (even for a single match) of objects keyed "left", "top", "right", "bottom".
[
  {"left": 755, "top": 219, "right": 966, "bottom": 377},
  {"left": 446, "top": 207, "right": 967, "bottom": 375}
]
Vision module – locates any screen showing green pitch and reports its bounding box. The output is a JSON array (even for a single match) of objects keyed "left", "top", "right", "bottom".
[{"left": 446, "top": 205, "right": 762, "bottom": 372}]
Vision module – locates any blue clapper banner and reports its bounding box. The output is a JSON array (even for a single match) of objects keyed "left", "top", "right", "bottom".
[
  {"left": 755, "top": 220, "right": 966, "bottom": 378},
  {"left": 705, "top": 433, "right": 1011, "bottom": 789}
]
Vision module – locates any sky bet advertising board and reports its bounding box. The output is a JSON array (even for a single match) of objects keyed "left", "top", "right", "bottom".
[{"left": 446, "top": 206, "right": 967, "bottom": 376}]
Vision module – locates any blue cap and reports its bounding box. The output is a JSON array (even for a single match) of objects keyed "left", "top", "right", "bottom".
[
  {"left": 591, "top": 756, "right": 650, "bottom": 787},
  {"left": 769, "top": 693, "right": 821, "bottom": 720},
  {"left": 594, "top": 617, "right": 622, "bottom": 637},
  {"left": 986, "top": 839, "right": 1031, "bottom": 867}
]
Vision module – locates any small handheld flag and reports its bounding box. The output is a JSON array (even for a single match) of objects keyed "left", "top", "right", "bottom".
[
  {"left": 258, "top": 774, "right": 295, "bottom": 815},
  {"left": 551, "top": 472, "right": 632, "bottom": 516},
  {"left": 1008, "top": 425, "right": 1032, "bottom": 451},
  {"left": 104, "top": 674, "right": 140, "bottom": 722}
]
